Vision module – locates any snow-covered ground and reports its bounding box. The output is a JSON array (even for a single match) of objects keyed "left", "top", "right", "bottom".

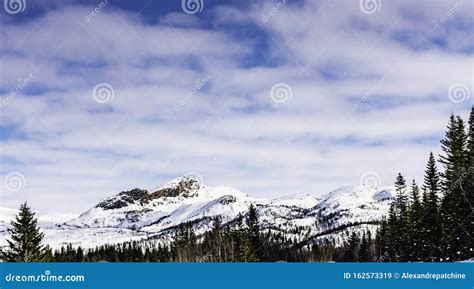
[{"left": 0, "top": 176, "right": 397, "bottom": 249}]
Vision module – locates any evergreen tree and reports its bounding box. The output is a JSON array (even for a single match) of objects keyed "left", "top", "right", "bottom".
[
  {"left": 421, "top": 152, "right": 442, "bottom": 261},
  {"left": 385, "top": 203, "right": 399, "bottom": 261},
  {"left": 342, "top": 232, "right": 360, "bottom": 262},
  {"left": 464, "top": 107, "right": 474, "bottom": 259},
  {"left": 408, "top": 180, "right": 423, "bottom": 261},
  {"left": 439, "top": 115, "right": 468, "bottom": 260},
  {"left": 394, "top": 173, "right": 408, "bottom": 208},
  {"left": 467, "top": 107, "right": 474, "bottom": 206},
  {"left": 439, "top": 115, "right": 468, "bottom": 192},
  {"left": 210, "top": 216, "right": 224, "bottom": 261},
  {"left": 375, "top": 219, "right": 388, "bottom": 261},
  {"left": 244, "top": 204, "right": 263, "bottom": 262},
  {"left": 358, "top": 231, "right": 371, "bottom": 262},
  {"left": 394, "top": 173, "right": 410, "bottom": 260},
  {"left": 1, "top": 203, "right": 47, "bottom": 262},
  {"left": 231, "top": 214, "right": 246, "bottom": 262}
]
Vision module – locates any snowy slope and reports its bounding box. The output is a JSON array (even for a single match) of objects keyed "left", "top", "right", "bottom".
[{"left": 0, "top": 176, "right": 397, "bottom": 248}]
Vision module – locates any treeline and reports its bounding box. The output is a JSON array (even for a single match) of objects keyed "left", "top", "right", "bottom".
[
  {"left": 314, "top": 108, "right": 473, "bottom": 263},
  {"left": 0, "top": 203, "right": 338, "bottom": 262},
  {"left": 374, "top": 109, "right": 473, "bottom": 262},
  {"left": 51, "top": 205, "right": 334, "bottom": 262}
]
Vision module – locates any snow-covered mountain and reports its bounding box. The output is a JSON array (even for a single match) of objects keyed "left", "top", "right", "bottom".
[{"left": 0, "top": 176, "right": 396, "bottom": 249}]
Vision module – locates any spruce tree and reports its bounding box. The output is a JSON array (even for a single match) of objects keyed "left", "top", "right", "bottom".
[
  {"left": 1, "top": 203, "right": 47, "bottom": 262},
  {"left": 385, "top": 203, "right": 399, "bottom": 261},
  {"left": 244, "top": 204, "right": 263, "bottom": 262},
  {"left": 439, "top": 115, "right": 468, "bottom": 260},
  {"left": 358, "top": 231, "right": 371, "bottom": 262},
  {"left": 394, "top": 173, "right": 410, "bottom": 261},
  {"left": 375, "top": 219, "right": 388, "bottom": 261},
  {"left": 211, "top": 216, "right": 224, "bottom": 261},
  {"left": 467, "top": 107, "right": 474, "bottom": 205},
  {"left": 342, "top": 232, "right": 360, "bottom": 262},
  {"left": 464, "top": 107, "right": 474, "bottom": 259},
  {"left": 231, "top": 213, "right": 246, "bottom": 262},
  {"left": 408, "top": 180, "right": 423, "bottom": 261},
  {"left": 422, "top": 152, "right": 442, "bottom": 261}
]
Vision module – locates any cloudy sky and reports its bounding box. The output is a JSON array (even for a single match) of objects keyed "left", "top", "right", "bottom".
[{"left": 0, "top": 0, "right": 472, "bottom": 212}]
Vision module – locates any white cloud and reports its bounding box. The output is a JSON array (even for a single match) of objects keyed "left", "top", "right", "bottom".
[{"left": 0, "top": 0, "right": 472, "bottom": 212}]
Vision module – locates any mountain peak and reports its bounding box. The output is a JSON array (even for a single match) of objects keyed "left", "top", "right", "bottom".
[
  {"left": 96, "top": 188, "right": 148, "bottom": 210},
  {"left": 149, "top": 176, "right": 201, "bottom": 199},
  {"left": 94, "top": 176, "right": 203, "bottom": 211}
]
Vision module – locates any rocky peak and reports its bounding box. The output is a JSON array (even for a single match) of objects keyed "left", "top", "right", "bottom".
[
  {"left": 96, "top": 188, "right": 148, "bottom": 210},
  {"left": 145, "top": 176, "right": 201, "bottom": 200},
  {"left": 94, "top": 177, "right": 202, "bottom": 211}
]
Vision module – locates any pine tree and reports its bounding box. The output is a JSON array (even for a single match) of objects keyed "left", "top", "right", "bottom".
[
  {"left": 394, "top": 173, "right": 410, "bottom": 261},
  {"left": 342, "top": 232, "right": 360, "bottom": 262},
  {"left": 408, "top": 180, "right": 423, "bottom": 261},
  {"left": 231, "top": 213, "right": 246, "bottom": 262},
  {"left": 439, "top": 115, "right": 468, "bottom": 192},
  {"left": 439, "top": 115, "right": 468, "bottom": 260},
  {"left": 1, "top": 203, "right": 47, "bottom": 262},
  {"left": 394, "top": 173, "right": 408, "bottom": 208},
  {"left": 375, "top": 219, "right": 388, "bottom": 261},
  {"left": 211, "top": 216, "right": 224, "bottom": 261},
  {"left": 385, "top": 203, "right": 400, "bottom": 261},
  {"left": 463, "top": 107, "right": 474, "bottom": 259},
  {"left": 244, "top": 204, "right": 263, "bottom": 262},
  {"left": 421, "top": 152, "right": 442, "bottom": 261},
  {"left": 358, "top": 231, "right": 371, "bottom": 262},
  {"left": 467, "top": 107, "right": 474, "bottom": 206}
]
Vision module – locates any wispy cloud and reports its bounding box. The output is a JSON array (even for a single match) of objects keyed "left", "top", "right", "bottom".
[{"left": 0, "top": 0, "right": 472, "bottom": 212}]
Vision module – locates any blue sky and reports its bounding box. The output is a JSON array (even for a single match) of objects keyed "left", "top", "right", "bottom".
[{"left": 0, "top": 0, "right": 473, "bottom": 212}]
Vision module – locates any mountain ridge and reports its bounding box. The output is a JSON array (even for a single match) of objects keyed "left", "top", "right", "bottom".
[{"left": 0, "top": 176, "right": 397, "bottom": 249}]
